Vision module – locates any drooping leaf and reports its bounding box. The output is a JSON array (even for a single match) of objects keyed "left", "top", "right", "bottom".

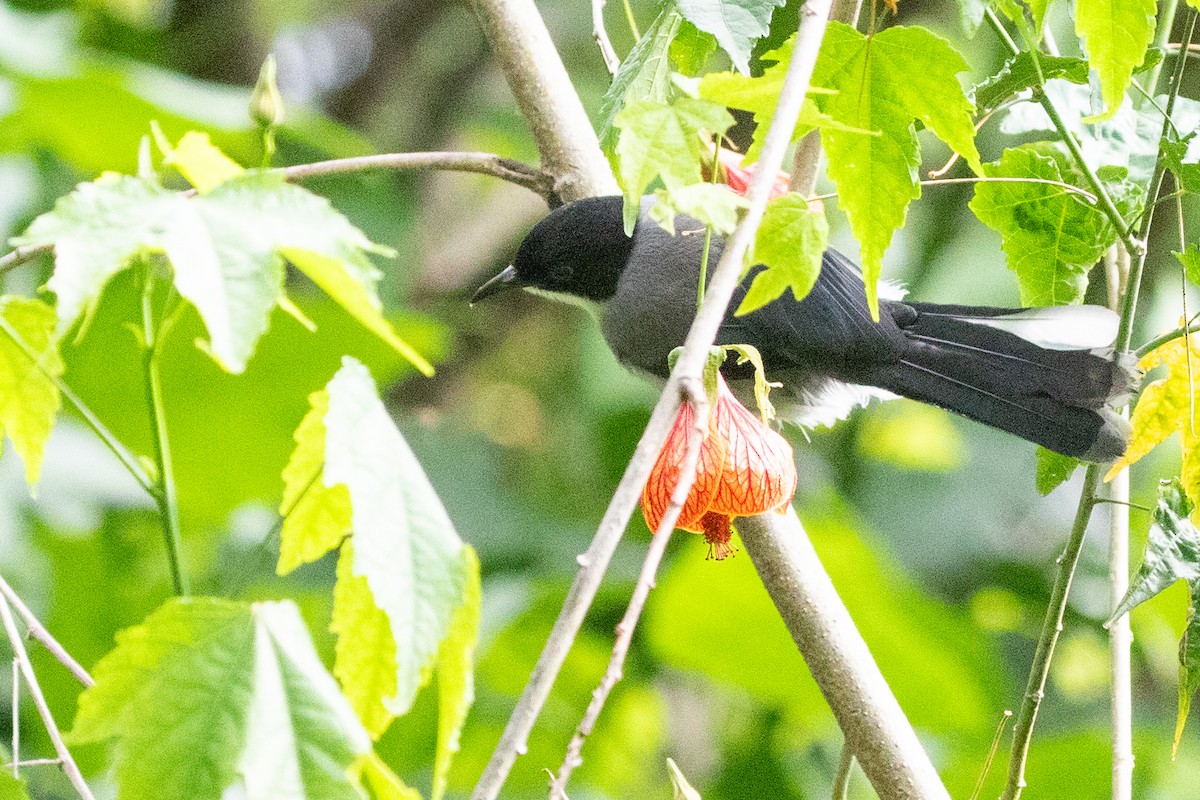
[
  {"left": 674, "top": 0, "right": 785, "bottom": 73},
  {"left": 278, "top": 357, "right": 474, "bottom": 741},
  {"left": 1035, "top": 446, "right": 1080, "bottom": 495},
  {"left": 810, "top": 22, "right": 983, "bottom": 318},
  {"left": 973, "top": 54, "right": 1090, "bottom": 114},
  {"left": 0, "top": 296, "right": 62, "bottom": 487},
  {"left": 69, "top": 598, "right": 370, "bottom": 800},
  {"left": 969, "top": 146, "right": 1121, "bottom": 305},
  {"left": 1075, "top": 0, "right": 1156, "bottom": 121},
  {"left": 737, "top": 193, "right": 828, "bottom": 315},
  {"left": 1108, "top": 479, "right": 1200, "bottom": 753},
  {"left": 432, "top": 547, "right": 481, "bottom": 800},
  {"left": 1177, "top": 244, "right": 1200, "bottom": 288},
  {"left": 614, "top": 96, "right": 734, "bottom": 233},
  {"left": 597, "top": 7, "right": 684, "bottom": 159},
  {"left": 649, "top": 183, "right": 748, "bottom": 235},
  {"left": 13, "top": 167, "right": 431, "bottom": 375}
]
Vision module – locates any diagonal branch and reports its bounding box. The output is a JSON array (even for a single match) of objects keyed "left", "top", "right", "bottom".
[{"left": 0, "top": 577, "right": 93, "bottom": 688}]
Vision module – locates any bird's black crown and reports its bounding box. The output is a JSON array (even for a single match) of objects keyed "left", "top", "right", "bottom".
[{"left": 512, "top": 196, "right": 635, "bottom": 301}]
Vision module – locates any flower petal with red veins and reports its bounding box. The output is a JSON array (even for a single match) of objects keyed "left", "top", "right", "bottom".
[
  {"left": 641, "top": 400, "right": 727, "bottom": 534},
  {"left": 710, "top": 376, "right": 798, "bottom": 518},
  {"left": 717, "top": 148, "right": 790, "bottom": 199}
]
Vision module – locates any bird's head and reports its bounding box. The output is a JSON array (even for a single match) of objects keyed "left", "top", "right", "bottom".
[{"left": 471, "top": 196, "right": 635, "bottom": 308}]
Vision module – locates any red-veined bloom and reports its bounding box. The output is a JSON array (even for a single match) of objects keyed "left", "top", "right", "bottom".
[{"left": 641, "top": 372, "right": 798, "bottom": 560}]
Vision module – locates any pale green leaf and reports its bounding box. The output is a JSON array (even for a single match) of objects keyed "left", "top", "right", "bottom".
[
  {"left": 432, "top": 546, "right": 481, "bottom": 800},
  {"left": 1163, "top": 137, "right": 1200, "bottom": 195},
  {"left": 0, "top": 769, "right": 30, "bottom": 800},
  {"left": 598, "top": 7, "right": 684, "bottom": 159},
  {"left": 958, "top": 0, "right": 987, "bottom": 36},
  {"left": 69, "top": 598, "right": 369, "bottom": 800},
  {"left": 670, "top": 20, "right": 718, "bottom": 76},
  {"left": 812, "top": 22, "right": 982, "bottom": 318},
  {"left": 969, "top": 146, "right": 1114, "bottom": 306},
  {"left": 13, "top": 169, "right": 425, "bottom": 375},
  {"left": 614, "top": 96, "right": 734, "bottom": 233},
  {"left": 1075, "top": 0, "right": 1156, "bottom": 121},
  {"left": 737, "top": 193, "right": 827, "bottom": 315},
  {"left": 0, "top": 296, "right": 62, "bottom": 487},
  {"left": 160, "top": 130, "right": 245, "bottom": 193},
  {"left": 649, "top": 183, "right": 748, "bottom": 235},
  {"left": 674, "top": 0, "right": 785, "bottom": 73}
]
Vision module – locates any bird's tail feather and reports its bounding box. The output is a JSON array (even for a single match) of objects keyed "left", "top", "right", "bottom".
[{"left": 858, "top": 303, "right": 1134, "bottom": 461}]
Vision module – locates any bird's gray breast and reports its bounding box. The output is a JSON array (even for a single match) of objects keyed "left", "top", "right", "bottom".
[{"left": 600, "top": 215, "right": 714, "bottom": 377}]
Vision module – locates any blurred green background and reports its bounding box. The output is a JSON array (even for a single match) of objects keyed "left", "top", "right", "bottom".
[{"left": 1, "top": 0, "right": 1198, "bottom": 798}]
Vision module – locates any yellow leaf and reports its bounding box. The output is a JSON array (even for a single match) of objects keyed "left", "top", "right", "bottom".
[
  {"left": 161, "top": 131, "right": 246, "bottom": 193},
  {"left": 354, "top": 752, "right": 422, "bottom": 800},
  {"left": 277, "top": 389, "right": 352, "bottom": 575},
  {"left": 0, "top": 296, "right": 63, "bottom": 488},
  {"left": 1106, "top": 335, "right": 1198, "bottom": 481},
  {"left": 333, "top": 542, "right": 398, "bottom": 738}
]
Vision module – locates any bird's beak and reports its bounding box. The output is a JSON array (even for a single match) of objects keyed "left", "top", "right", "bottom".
[{"left": 470, "top": 265, "right": 521, "bottom": 305}]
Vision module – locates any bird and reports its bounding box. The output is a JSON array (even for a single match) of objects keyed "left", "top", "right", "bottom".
[{"left": 472, "top": 195, "right": 1132, "bottom": 461}]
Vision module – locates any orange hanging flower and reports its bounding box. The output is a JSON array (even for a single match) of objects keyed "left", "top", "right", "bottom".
[
  {"left": 715, "top": 147, "right": 791, "bottom": 199},
  {"left": 642, "top": 372, "right": 798, "bottom": 560}
]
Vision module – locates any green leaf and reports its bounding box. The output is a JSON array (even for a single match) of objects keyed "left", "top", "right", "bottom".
[
  {"left": 649, "top": 183, "right": 748, "bottom": 235},
  {"left": 973, "top": 54, "right": 1091, "bottom": 115},
  {"left": 969, "top": 146, "right": 1115, "bottom": 305},
  {"left": 737, "top": 193, "right": 828, "bottom": 314},
  {"left": 670, "top": 20, "right": 718, "bottom": 76},
  {"left": 1035, "top": 446, "right": 1080, "bottom": 495},
  {"left": 0, "top": 296, "right": 62, "bottom": 487},
  {"left": 69, "top": 598, "right": 370, "bottom": 800},
  {"left": 597, "top": 7, "right": 684, "bottom": 159},
  {"left": 614, "top": 96, "right": 734, "bottom": 233},
  {"left": 13, "top": 169, "right": 429, "bottom": 375},
  {"left": 1163, "top": 137, "right": 1200, "bottom": 194},
  {"left": 1075, "top": 0, "right": 1156, "bottom": 121},
  {"left": 1177, "top": 244, "right": 1200, "bottom": 288},
  {"left": 432, "top": 546, "right": 481, "bottom": 800},
  {"left": 356, "top": 753, "right": 422, "bottom": 800},
  {"left": 278, "top": 357, "right": 472, "bottom": 732},
  {"left": 674, "top": 0, "right": 785, "bottom": 73},
  {"left": 811, "top": 23, "right": 982, "bottom": 319}
]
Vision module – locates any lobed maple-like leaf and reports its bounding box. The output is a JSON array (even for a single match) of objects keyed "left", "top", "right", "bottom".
[
  {"left": 1075, "top": 0, "right": 1156, "bottom": 122},
  {"left": 738, "top": 193, "right": 828, "bottom": 315}
]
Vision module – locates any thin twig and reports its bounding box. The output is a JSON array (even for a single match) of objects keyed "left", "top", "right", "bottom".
[
  {"left": 468, "top": 1, "right": 844, "bottom": 797},
  {"left": 810, "top": 176, "right": 1098, "bottom": 205},
  {"left": 141, "top": 276, "right": 188, "bottom": 597},
  {"left": 0, "top": 596, "right": 97, "bottom": 800},
  {"left": 277, "top": 151, "right": 556, "bottom": 203},
  {"left": 591, "top": 0, "right": 621, "bottom": 76},
  {"left": 832, "top": 743, "right": 854, "bottom": 800},
  {"left": 549, "top": 380, "right": 707, "bottom": 797},
  {"left": 0, "top": 244, "right": 51, "bottom": 278},
  {"left": 0, "top": 577, "right": 93, "bottom": 687},
  {"left": 5, "top": 758, "right": 62, "bottom": 769},
  {"left": 10, "top": 657, "right": 17, "bottom": 778}
]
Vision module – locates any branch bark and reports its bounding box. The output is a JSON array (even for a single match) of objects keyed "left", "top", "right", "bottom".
[
  {"left": 738, "top": 512, "right": 951, "bottom": 799},
  {"left": 465, "top": 0, "right": 618, "bottom": 202},
  {"left": 0, "top": 577, "right": 93, "bottom": 688}
]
